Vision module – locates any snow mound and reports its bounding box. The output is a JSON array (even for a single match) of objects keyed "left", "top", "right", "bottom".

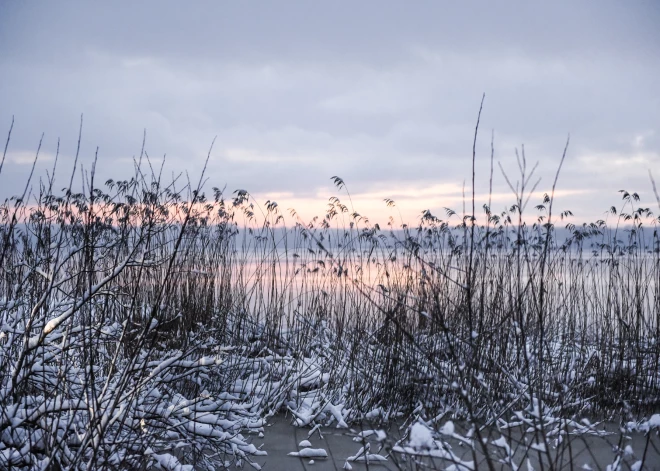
[
  {"left": 288, "top": 448, "right": 328, "bottom": 458},
  {"left": 409, "top": 422, "right": 434, "bottom": 450}
]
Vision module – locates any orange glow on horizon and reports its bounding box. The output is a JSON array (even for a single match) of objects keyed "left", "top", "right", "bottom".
[{"left": 249, "top": 186, "right": 596, "bottom": 227}]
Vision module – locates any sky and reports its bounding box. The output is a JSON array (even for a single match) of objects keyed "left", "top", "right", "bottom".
[{"left": 1, "top": 1, "right": 659, "bottom": 225}]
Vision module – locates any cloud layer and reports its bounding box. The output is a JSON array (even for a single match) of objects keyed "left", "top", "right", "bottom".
[{"left": 1, "top": 1, "right": 659, "bottom": 223}]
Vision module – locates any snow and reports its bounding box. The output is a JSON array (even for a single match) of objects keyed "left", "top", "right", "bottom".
[
  {"left": 308, "top": 423, "right": 324, "bottom": 439},
  {"left": 392, "top": 444, "right": 475, "bottom": 469},
  {"left": 647, "top": 414, "right": 660, "bottom": 428},
  {"left": 628, "top": 414, "right": 660, "bottom": 432},
  {"left": 365, "top": 407, "right": 382, "bottom": 419},
  {"left": 347, "top": 453, "right": 388, "bottom": 463},
  {"left": 288, "top": 448, "right": 328, "bottom": 458},
  {"left": 409, "top": 422, "right": 434, "bottom": 449},
  {"left": 150, "top": 452, "right": 194, "bottom": 471},
  {"left": 353, "top": 429, "right": 386, "bottom": 442},
  {"left": 439, "top": 420, "right": 455, "bottom": 436},
  {"left": 6, "top": 212, "right": 660, "bottom": 471}
]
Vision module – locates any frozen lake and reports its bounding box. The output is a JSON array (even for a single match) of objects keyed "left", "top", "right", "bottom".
[{"left": 248, "top": 414, "right": 660, "bottom": 471}]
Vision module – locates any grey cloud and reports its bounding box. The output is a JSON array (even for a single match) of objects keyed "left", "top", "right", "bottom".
[
  {"left": 3, "top": 1, "right": 658, "bottom": 65},
  {"left": 0, "top": 1, "right": 658, "bottom": 222}
]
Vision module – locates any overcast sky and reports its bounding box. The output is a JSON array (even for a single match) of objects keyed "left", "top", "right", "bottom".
[{"left": 1, "top": 1, "right": 659, "bottom": 224}]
